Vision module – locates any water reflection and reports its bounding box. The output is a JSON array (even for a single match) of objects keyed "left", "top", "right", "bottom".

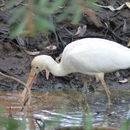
[{"left": 0, "top": 89, "right": 129, "bottom": 129}]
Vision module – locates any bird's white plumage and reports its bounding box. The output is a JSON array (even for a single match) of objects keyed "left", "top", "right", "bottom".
[
  {"left": 60, "top": 38, "right": 130, "bottom": 75},
  {"left": 31, "top": 38, "right": 130, "bottom": 77}
]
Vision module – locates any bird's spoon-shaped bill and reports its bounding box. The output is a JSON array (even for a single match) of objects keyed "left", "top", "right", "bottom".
[
  {"left": 21, "top": 68, "right": 50, "bottom": 106},
  {"left": 21, "top": 69, "right": 37, "bottom": 105},
  {"left": 26, "top": 69, "right": 38, "bottom": 88}
]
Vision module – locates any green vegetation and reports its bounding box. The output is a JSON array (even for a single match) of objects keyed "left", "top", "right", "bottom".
[
  {"left": 0, "top": 106, "right": 130, "bottom": 130},
  {"left": 0, "top": 107, "right": 26, "bottom": 130},
  {"left": 120, "top": 115, "right": 130, "bottom": 130},
  {"left": 6, "top": 0, "right": 100, "bottom": 38}
]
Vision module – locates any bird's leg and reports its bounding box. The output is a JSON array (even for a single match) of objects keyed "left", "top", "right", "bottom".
[
  {"left": 96, "top": 73, "right": 111, "bottom": 105},
  {"left": 100, "top": 79, "right": 111, "bottom": 104},
  {"left": 83, "top": 75, "right": 88, "bottom": 88}
]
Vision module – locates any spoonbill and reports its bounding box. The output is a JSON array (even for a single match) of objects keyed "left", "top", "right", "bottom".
[{"left": 21, "top": 38, "right": 130, "bottom": 106}]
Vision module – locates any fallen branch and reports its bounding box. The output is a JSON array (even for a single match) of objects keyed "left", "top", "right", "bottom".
[
  {"left": 0, "top": 71, "right": 26, "bottom": 87},
  {"left": 0, "top": 71, "right": 31, "bottom": 110}
]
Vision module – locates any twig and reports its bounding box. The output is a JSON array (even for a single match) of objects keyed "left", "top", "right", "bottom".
[
  {"left": 0, "top": 83, "right": 11, "bottom": 87},
  {"left": 0, "top": 72, "right": 26, "bottom": 87},
  {"left": 0, "top": 71, "right": 32, "bottom": 111}
]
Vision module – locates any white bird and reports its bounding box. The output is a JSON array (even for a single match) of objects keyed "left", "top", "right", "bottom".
[{"left": 21, "top": 38, "right": 130, "bottom": 106}]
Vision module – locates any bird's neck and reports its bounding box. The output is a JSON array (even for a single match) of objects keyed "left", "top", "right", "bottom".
[{"left": 47, "top": 59, "right": 71, "bottom": 77}]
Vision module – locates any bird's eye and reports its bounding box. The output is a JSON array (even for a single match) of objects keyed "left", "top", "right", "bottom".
[{"left": 35, "top": 66, "right": 39, "bottom": 70}]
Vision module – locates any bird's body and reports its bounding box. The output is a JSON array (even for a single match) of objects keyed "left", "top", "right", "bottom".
[
  {"left": 22, "top": 38, "right": 130, "bottom": 106},
  {"left": 32, "top": 38, "right": 130, "bottom": 77},
  {"left": 61, "top": 38, "right": 130, "bottom": 74}
]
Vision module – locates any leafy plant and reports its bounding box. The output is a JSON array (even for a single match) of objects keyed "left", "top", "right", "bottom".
[
  {"left": 84, "top": 112, "right": 93, "bottom": 130},
  {"left": 0, "top": 107, "right": 26, "bottom": 130},
  {"left": 6, "top": 0, "right": 100, "bottom": 38},
  {"left": 120, "top": 112, "right": 130, "bottom": 130}
]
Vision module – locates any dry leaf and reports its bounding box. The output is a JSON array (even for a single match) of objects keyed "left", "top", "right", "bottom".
[
  {"left": 96, "top": 3, "right": 125, "bottom": 11},
  {"left": 75, "top": 0, "right": 102, "bottom": 27},
  {"left": 24, "top": 50, "right": 40, "bottom": 55},
  {"left": 96, "top": 4, "right": 115, "bottom": 11},
  {"left": 45, "top": 45, "right": 57, "bottom": 50},
  {"left": 116, "top": 4, "right": 125, "bottom": 10},
  {"left": 122, "top": 19, "right": 127, "bottom": 32},
  {"left": 97, "top": 2, "right": 130, "bottom": 11},
  {"left": 56, "top": 53, "right": 62, "bottom": 63},
  {"left": 83, "top": 7, "right": 103, "bottom": 27},
  {"left": 75, "top": 25, "right": 87, "bottom": 36},
  {"left": 127, "top": 41, "right": 130, "bottom": 47},
  {"left": 118, "top": 78, "right": 128, "bottom": 83},
  {"left": 75, "top": 26, "right": 82, "bottom": 35},
  {"left": 126, "top": 2, "right": 130, "bottom": 9}
]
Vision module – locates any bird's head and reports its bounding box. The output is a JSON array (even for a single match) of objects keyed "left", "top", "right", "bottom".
[{"left": 26, "top": 55, "right": 51, "bottom": 87}]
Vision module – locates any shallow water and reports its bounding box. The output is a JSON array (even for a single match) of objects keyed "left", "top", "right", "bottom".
[{"left": 0, "top": 89, "right": 129, "bottom": 130}]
